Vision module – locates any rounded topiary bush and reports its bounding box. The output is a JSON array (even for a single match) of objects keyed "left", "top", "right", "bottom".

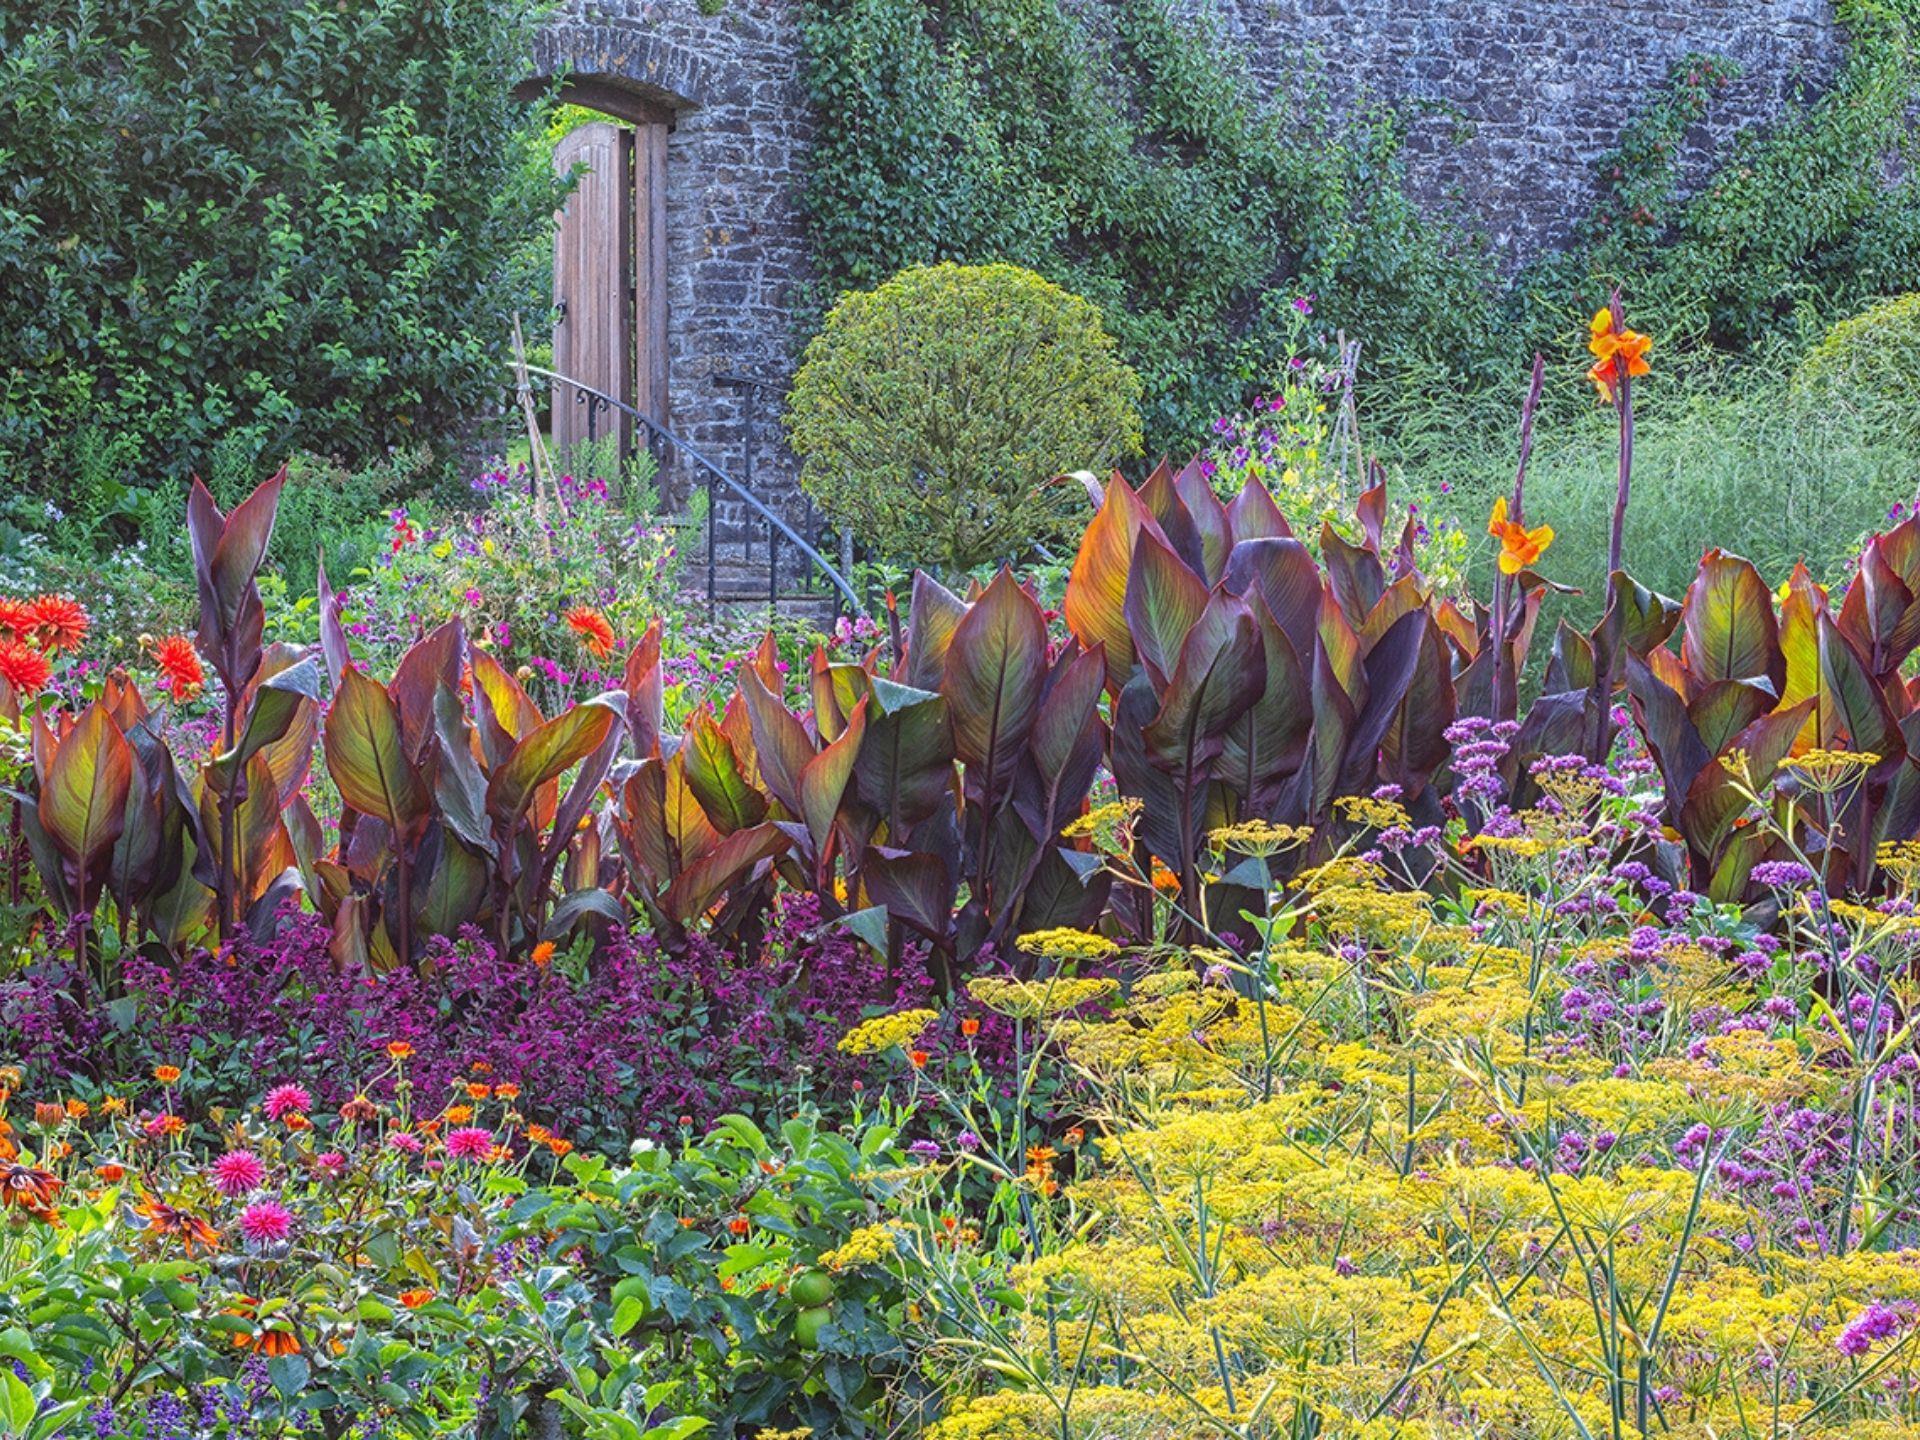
[
  {"left": 786, "top": 262, "right": 1143, "bottom": 573},
  {"left": 1793, "top": 293, "right": 1920, "bottom": 441}
]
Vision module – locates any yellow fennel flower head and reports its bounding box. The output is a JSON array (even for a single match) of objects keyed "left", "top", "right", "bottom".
[
  {"left": 818, "top": 1221, "right": 904, "bottom": 1272},
  {"left": 967, "top": 975, "right": 1120, "bottom": 1020},
  {"left": 1017, "top": 927, "right": 1120, "bottom": 962},
  {"left": 1060, "top": 797, "right": 1142, "bottom": 845},
  {"left": 1787, "top": 746, "right": 1878, "bottom": 793},
  {"left": 1877, "top": 840, "right": 1920, "bottom": 891},
  {"left": 1335, "top": 795, "right": 1413, "bottom": 831},
  {"left": 1207, "top": 820, "right": 1312, "bottom": 857},
  {"left": 836, "top": 1008, "right": 939, "bottom": 1056}
]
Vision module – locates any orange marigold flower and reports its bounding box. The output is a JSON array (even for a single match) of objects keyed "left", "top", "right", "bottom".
[
  {"left": 564, "top": 606, "right": 617, "bottom": 660},
  {"left": 465, "top": 1083, "right": 491, "bottom": 1100},
  {"left": 1, "top": 1162, "right": 61, "bottom": 1212},
  {"left": 544, "top": 1138, "right": 573, "bottom": 1157},
  {"left": 34, "top": 1103, "right": 64, "bottom": 1128},
  {"left": 0, "top": 640, "right": 52, "bottom": 697},
  {"left": 908, "top": 1049, "right": 929, "bottom": 1070},
  {"left": 961, "top": 1018, "right": 980, "bottom": 1038},
  {"left": 493, "top": 1083, "right": 520, "bottom": 1101},
  {"left": 398, "top": 1288, "right": 435, "bottom": 1309},
  {"left": 1487, "top": 498, "right": 1555, "bottom": 576},
  {"left": 153, "top": 1065, "right": 182, "bottom": 1084},
  {"left": 151, "top": 635, "right": 204, "bottom": 701},
  {"left": 442, "top": 1105, "right": 474, "bottom": 1124},
  {"left": 529, "top": 941, "right": 556, "bottom": 968},
  {"left": 65, "top": 1098, "right": 89, "bottom": 1119},
  {"left": 28, "top": 594, "right": 89, "bottom": 652},
  {"left": 95, "top": 1163, "right": 126, "bottom": 1182},
  {"left": 385, "top": 1042, "right": 414, "bottom": 1061}
]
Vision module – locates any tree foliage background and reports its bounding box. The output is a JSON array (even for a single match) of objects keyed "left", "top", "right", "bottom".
[{"left": 0, "top": 0, "right": 563, "bottom": 496}]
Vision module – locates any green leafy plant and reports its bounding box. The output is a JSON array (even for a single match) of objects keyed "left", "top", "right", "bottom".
[
  {"left": 785, "top": 262, "right": 1144, "bottom": 573},
  {"left": 0, "top": 0, "right": 563, "bottom": 492}
]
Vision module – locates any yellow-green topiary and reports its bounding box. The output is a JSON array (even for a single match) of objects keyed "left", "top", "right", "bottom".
[
  {"left": 1793, "top": 292, "right": 1920, "bottom": 441},
  {"left": 785, "top": 262, "right": 1143, "bottom": 574}
]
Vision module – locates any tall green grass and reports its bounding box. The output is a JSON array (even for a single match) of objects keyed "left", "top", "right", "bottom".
[{"left": 1386, "top": 365, "right": 1919, "bottom": 631}]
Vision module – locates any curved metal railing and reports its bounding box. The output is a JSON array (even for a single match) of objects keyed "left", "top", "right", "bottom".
[{"left": 512, "top": 364, "right": 864, "bottom": 616}]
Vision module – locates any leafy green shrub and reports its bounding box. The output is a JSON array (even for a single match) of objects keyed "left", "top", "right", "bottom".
[
  {"left": 1793, "top": 292, "right": 1920, "bottom": 443},
  {"left": 0, "top": 0, "right": 562, "bottom": 494},
  {"left": 786, "top": 262, "right": 1143, "bottom": 572}
]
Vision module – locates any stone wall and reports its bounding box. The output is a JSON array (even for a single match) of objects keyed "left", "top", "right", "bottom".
[
  {"left": 1207, "top": 0, "right": 1838, "bottom": 258},
  {"left": 528, "top": 0, "right": 1844, "bottom": 585}
]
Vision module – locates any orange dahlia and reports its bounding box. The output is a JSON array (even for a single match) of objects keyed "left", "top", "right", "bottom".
[
  {"left": 0, "top": 640, "right": 51, "bottom": 697},
  {"left": 28, "top": 594, "right": 89, "bottom": 652},
  {"left": 0, "top": 596, "right": 32, "bottom": 639},
  {"left": 152, "top": 635, "right": 204, "bottom": 700},
  {"left": 564, "top": 605, "right": 617, "bottom": 660}
]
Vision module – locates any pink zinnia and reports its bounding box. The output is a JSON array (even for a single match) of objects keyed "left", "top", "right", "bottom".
[
  {"left": 210, "top": 1150, "right": 266, "bottom": 1198},
  {"left": 238, "top": 1199, "right": 294, "bottom": 1245},
  {"left": 445, "top": 1127, "right": 495, "bottom": 1161},
  {"left": 263, "top": 1083, "right": 311, "bottom": 1121},
  {"left": 315, "top": 1151, "right": 347, "bottom": 1178},
  {"left": 386, "top": 1132, "right": 423, "bottom": 1155}
]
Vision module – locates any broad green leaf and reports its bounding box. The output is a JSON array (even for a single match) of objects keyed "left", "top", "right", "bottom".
[
  {"left": 1681, "top": 549, "right": 1782, "bottom": 689},
  {"left": 485, "top": 693, "right": 622, "bottom": 832},
  {"left": 324, "top": 667, "right": 429, "bottom": 834},
  {"left": 38, "top": 702, "right": 133, "bottom": 882},
  {"left": 945, "top": 568, "right": 1048, "bottom": 782}
]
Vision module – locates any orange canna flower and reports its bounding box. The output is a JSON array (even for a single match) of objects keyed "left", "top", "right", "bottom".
[
  {"left": 1487, "top": 498, "right": 1555, "bottom": 576},
  {"left": 1586, "top": 306, "right": 1652, "bottom": 405},
  {"left": 151, "top": 635, "right": 204, "bottom": 700},
  {"left": 564, "top": 606, "right": 617, "bottom": 660}
]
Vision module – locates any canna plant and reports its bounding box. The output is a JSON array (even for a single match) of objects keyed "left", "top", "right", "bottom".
[
  {"left": 312, "top": 608, "right": 628, "bottom": 970},
  {"left": 1619, "top": 523, "right": 1920, "bottom": 899},
  {"left": 1060, "top": 459, "right": 1460, "bottom": 926}
]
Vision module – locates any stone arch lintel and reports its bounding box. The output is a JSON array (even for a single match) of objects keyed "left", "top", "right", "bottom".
[{"left": 522, "top": 23, "right": 710, "bottom": 124}]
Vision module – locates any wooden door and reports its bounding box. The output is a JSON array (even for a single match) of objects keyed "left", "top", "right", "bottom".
[{"left": 552, "top": 121, "right": 632, "bottom": 462}]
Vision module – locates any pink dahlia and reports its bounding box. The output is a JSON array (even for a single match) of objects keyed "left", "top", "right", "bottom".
[
  {"left": 210, "top": 1149, "right": 266, "bottom": 1198},
  {"left": 263, "top": 1083, "right": 311, "bottom": 1121},
  {"left": 445, "top": 1127, "right": 495, "bottom": 1161},
  {"left": 238, "top": 1199, "right": 294, "bottom": 1245}
]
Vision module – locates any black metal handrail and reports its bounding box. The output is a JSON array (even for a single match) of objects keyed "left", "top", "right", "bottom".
[{"left": 514, "top": 364, "right": 863, "bottom": 616}]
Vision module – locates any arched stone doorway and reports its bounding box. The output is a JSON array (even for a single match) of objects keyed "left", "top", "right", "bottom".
[{"left": 515, "top": 39, "right": 705, "bottom": 466}]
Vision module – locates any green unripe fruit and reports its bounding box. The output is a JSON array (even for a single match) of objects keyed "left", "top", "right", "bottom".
[
  {"left": 794, "top": 1304, "right": 833, "bottom": 1349},
  {"left": 790, "top": 1270, "right": 837, "bottom": 1308}
]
